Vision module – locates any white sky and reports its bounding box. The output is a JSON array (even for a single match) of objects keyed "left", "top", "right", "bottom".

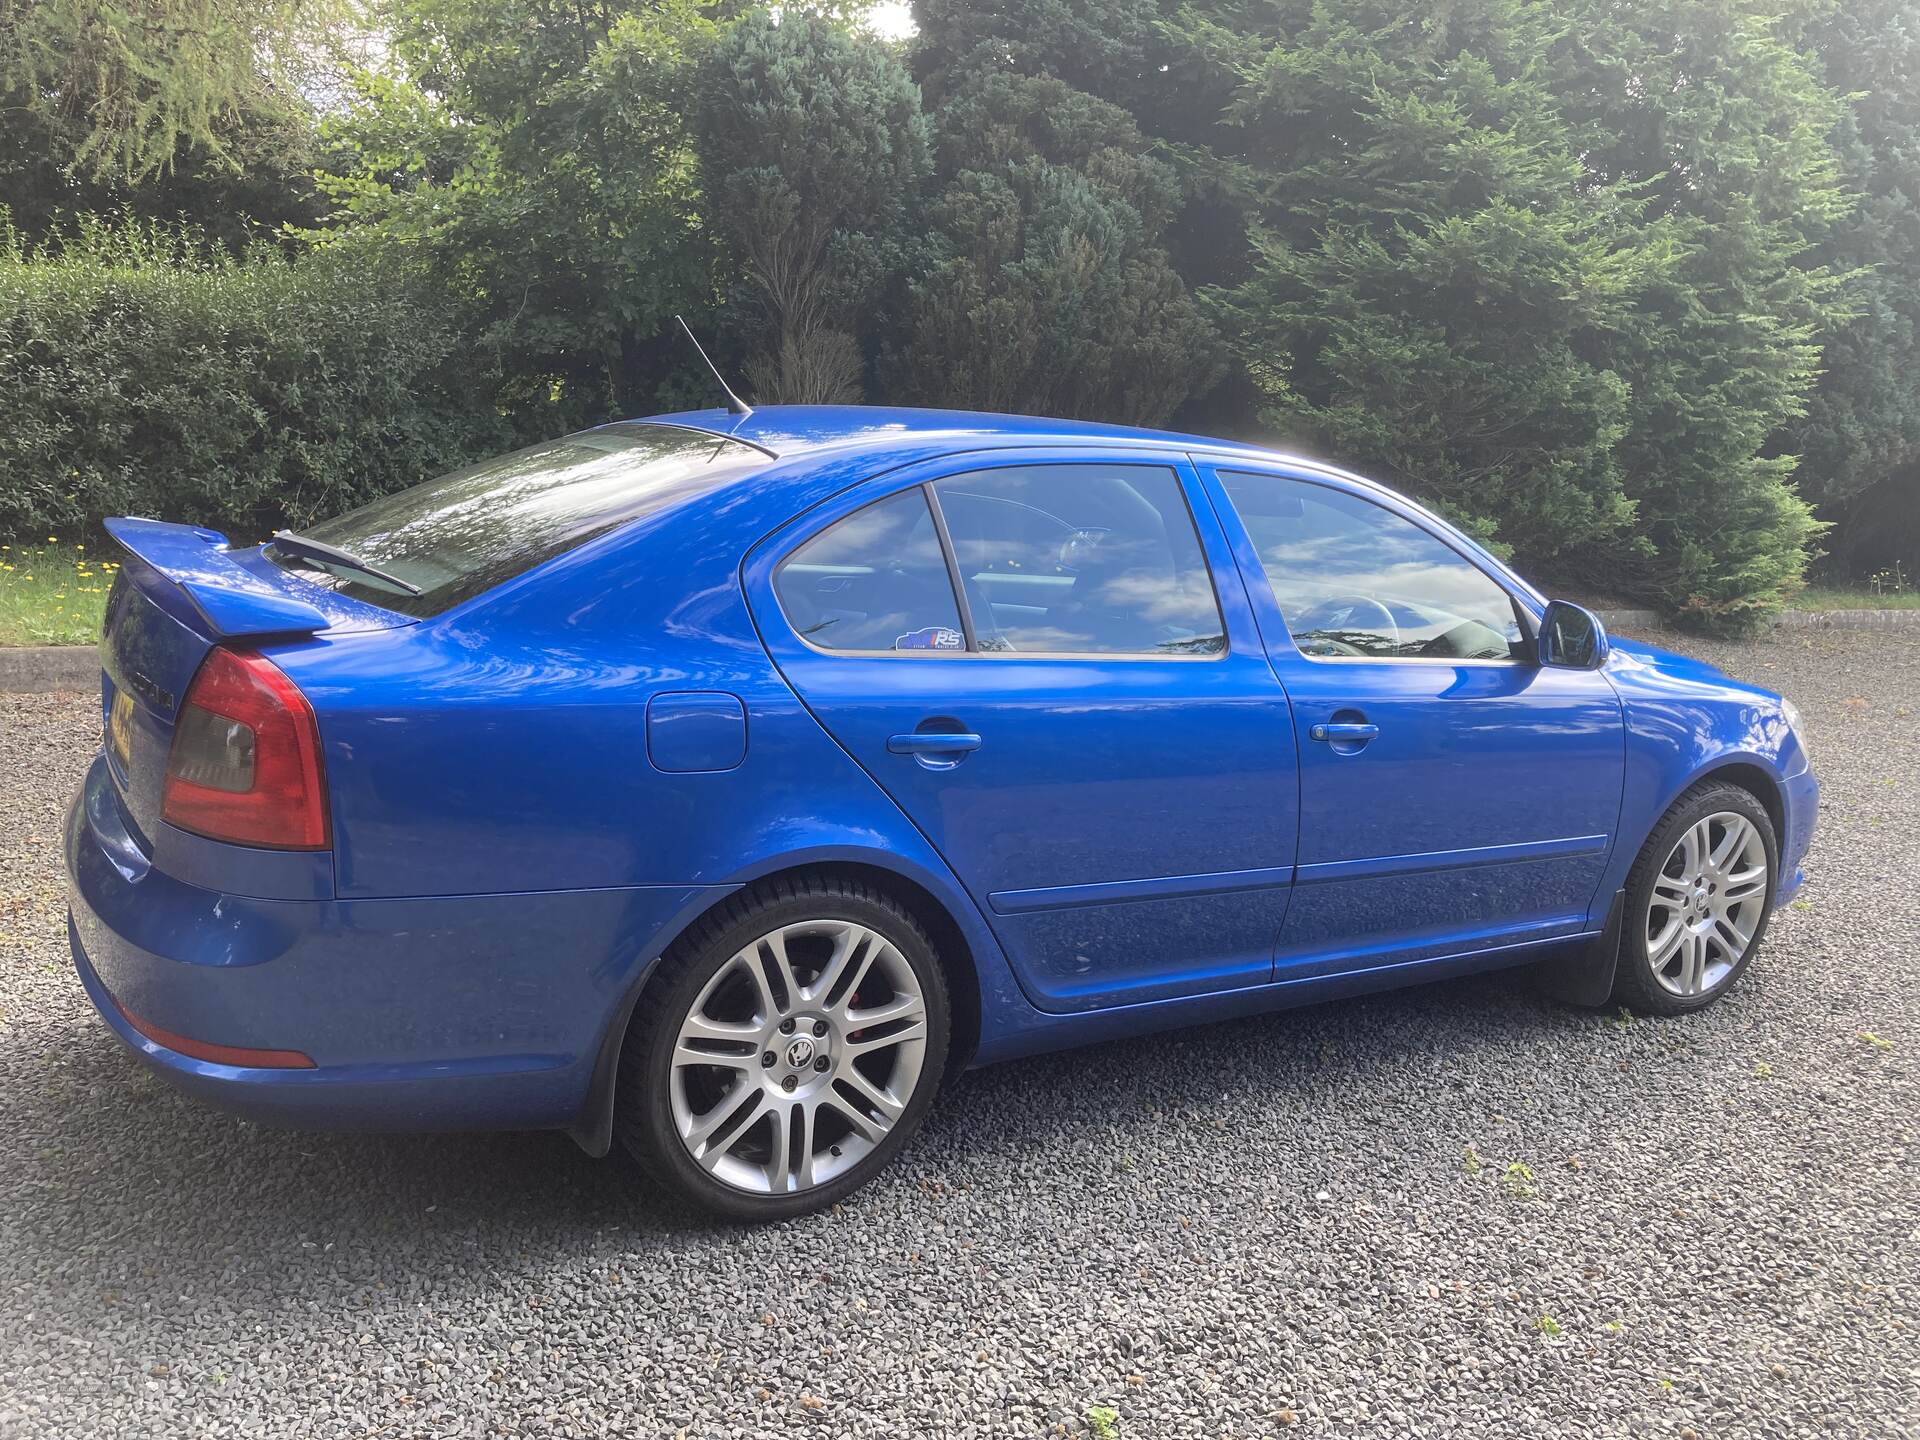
[{"left": 862, "top": 2, "right": 917, "bottom": 41}]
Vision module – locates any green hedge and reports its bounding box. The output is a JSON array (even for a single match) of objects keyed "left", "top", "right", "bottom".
[{"left": 0, "top": 218, "right": 530, "bottom": 544}]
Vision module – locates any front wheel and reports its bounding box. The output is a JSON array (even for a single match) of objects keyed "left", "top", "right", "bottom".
[
  {"left": 1612, "top": 781, "right": 1778, "bottom": 1015},
  {"left": 615, "top": 876, "right": 949, "bottom": 1219}
]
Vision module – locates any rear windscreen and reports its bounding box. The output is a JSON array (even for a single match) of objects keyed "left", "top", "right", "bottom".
[{"left": 267, "top": 423, "right": 770, "bottom": 617}]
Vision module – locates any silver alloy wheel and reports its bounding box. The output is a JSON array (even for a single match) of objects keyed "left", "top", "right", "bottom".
[
  {"left": 1645, "top": 810, "right": 1770, "bottom": 997},
  {"left": 668, "top": 920, "right": 929, "bottom": 1195}
]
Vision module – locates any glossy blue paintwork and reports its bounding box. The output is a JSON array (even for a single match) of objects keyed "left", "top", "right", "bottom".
[
  {"left": 104, "top": 518, "right": 330, "bottom": 638},
  {"left": 742, "top": 446, "right": 1300, "bottom": 1013},
  {"left": 66, "top": 406, "right": 1819, "bottom": 1138},
  {"left": 646, "top": 692, "right": 749, "bottom": 773},
  {"left": 104, "top": 517, "right": 402, "bottom": 639}
]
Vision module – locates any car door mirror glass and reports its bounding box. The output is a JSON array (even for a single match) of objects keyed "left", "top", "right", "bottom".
[{"left": 1538, "top": 600, "right": 1609, "bottom": 669}]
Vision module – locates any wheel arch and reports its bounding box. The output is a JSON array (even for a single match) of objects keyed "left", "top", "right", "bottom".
[
  {"left": 1609, "top": 758, "right": 1783, "bottom": 1015},
  {"left": 766, "top": 859, "right": 984, "bottom": 1082},
  {"left": 568, "top": 846, "right": 995, "bottom": 1157},
  {"left": 1677, "top": 756, "right": 1786, "bottom": 847}
]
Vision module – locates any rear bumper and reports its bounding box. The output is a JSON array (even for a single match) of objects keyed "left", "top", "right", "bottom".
[
  {"left": 69, "top": 920, "right": 587, "bottom": 1131},
  {"left": 66, "top": 752, "right": 725, "bottom": 1133}
]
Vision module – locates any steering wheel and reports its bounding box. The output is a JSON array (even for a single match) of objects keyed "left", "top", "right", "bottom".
[{"left": 1290, "top": 594, "right": 1400, "bottom": 656}]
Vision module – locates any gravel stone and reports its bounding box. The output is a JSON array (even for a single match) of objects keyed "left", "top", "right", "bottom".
[{"left": 0, "top": 627, "right": 1914, "bottom": 1438}]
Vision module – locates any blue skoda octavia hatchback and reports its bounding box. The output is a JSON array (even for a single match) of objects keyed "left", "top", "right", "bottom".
[{"left": 67, "top": 407, "right": 1818, "bottom": 1217}]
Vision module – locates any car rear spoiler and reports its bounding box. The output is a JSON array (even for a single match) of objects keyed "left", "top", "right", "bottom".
[{"left": 105, "top": 518, "right": 331, "bottom": 640}]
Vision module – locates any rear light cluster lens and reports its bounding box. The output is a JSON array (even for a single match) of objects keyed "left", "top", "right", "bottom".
[
  {"left": 162, "top": 648, "right": 330, "bottom": 850},
  {"left": 114, "top": 993, "right": 316, "bottom": 1069}
]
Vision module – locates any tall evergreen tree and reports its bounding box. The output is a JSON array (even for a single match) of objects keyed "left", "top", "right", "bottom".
[
  {"left": 0, "top": 0, "right": 333, "bottom": 246},
  {"left": 316, "top": 0, "right": 723, "bottom": 421},
  {"left": 0, "top": 98, "right": 324, "bottom": 250},
  {"left": 1174, "top": 0, "right": 1848, "bottom": 622},
  {"left": 696, "top": 11, "right": 930, "bottom": 404},
  {"left": 0, "top": 0, "right": 338, "bottom": 182},
  {"left": 1789, "top": 0, "right": 1920, "bottom": 581},
  {"left": 904, "top": 14, "right": 1219, "bottom": 423},
  {"left": 1207, "top": 1, "right": 1647, "bottom": 563},
  {"left": 1541, "top": 0, "right": 1845, "bottom": 620}
]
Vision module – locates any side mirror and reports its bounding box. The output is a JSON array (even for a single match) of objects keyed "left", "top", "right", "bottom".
[{"left": 1538, "top": 600, "right": 1610, "bottom": 669}]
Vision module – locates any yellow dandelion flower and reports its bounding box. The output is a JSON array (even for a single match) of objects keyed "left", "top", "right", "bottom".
[{"left": 47, "top": 536, "right": 57, "bottom": 543}]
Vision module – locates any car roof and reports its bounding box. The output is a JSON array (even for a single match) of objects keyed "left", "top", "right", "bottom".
[
  {"left": 613, "top": 405, "right": 1544, "bottom": 603},
  {"left": 482, "top": 403, "right": 1546, "bottom": 622},
  {"left": 632, "top": 404, "right": 1274, "bottom": 461}
]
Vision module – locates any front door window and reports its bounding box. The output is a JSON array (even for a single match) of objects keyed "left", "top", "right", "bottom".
[{"left": 1217, "top": 472, "right": 1521, "bottom": 661}]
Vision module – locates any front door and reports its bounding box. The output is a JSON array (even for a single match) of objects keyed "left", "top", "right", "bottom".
[
  {"left": 751, "top": 451, "right": 1299, "bottom": 1013},
  {"left": 1203, "top": 463, "right": 1625, "bottom": 980}
]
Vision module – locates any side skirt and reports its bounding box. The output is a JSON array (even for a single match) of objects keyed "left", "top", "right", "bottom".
[{"left": 971, "top": 925, "right": 1607, "bottom": 1068}]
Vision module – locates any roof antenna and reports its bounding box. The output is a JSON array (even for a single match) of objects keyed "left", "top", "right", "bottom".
[{"left": 674, "top": 315, "right": 753, "bottom": 418}]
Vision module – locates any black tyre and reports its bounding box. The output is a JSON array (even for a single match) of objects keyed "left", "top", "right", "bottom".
[
  {"left": 614, "top": 874, "right": 949, "bottom": 1220},
  {"left": 1611, "top": 781, "right": 1778, "bottom": 1016}
]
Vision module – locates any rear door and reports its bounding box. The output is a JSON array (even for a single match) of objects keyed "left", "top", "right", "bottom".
[
  {"left": 748, "top": 449, "right": 1299, "bottom": 1014},
  {"left": 1200, "top": 462, "right": 1625, "bottom": 979}
]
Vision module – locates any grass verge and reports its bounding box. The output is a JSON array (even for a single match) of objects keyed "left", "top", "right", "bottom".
[
  {"left": 0, "top": 541, "right": 115, "bottom": 646},
  {"left": 1788, "top": 586, "right": 1920, "bottom": 611}
]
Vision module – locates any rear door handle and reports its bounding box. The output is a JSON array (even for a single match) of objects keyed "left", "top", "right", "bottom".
[
  {"left": 886, "top": 732, "right": 982, "bottom": 756},
  {"left": 1308, "top": 723, "right": 1380, "bottom": 743}
]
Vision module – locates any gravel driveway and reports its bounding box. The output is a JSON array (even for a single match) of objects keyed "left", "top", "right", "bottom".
[{"left": 1, "top": 629, "right": 1914, "bottom": 1439}]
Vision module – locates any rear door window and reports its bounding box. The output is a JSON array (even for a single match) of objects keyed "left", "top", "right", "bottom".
[
  {"left": 773, "top": 488, "right": 966, "bottom": 652},
  {"left": 268, "top": 423, "right": 769, "bottom": 617},
  {"left": 932, "top": 465, "right": 1225, "bottom": 656}
]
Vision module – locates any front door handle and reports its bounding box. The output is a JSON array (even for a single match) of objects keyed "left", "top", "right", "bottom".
[
  {"left": 886, "top": 731, "right": 982, "bottom": 756},
  {"left": 1308, "top": 722, "right": 1380, "bottom": 743}
]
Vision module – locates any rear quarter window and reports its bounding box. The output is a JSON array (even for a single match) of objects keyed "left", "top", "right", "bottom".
[{"left": 269, "top": 424, "right": 770, "bottom": 617}]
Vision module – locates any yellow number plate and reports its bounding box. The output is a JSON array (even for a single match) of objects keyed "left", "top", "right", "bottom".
[{"left": 109, "top": 688, "right": 136, "bottom": 770}]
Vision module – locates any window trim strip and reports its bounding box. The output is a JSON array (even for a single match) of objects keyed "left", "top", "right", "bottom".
[{"left": 922, "top": 482, "right": 978, "bottom": 653}]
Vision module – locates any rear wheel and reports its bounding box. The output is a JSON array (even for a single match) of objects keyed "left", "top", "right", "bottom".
[
  {"left": 615, "top": 876, "right": 949, "bottom": 1219},
  {"left": 1612, "top": 781, "right": 1777, "bottom": 1015}
]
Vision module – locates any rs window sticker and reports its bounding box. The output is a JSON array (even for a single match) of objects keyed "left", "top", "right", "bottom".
[{"left": 894, "top": 626, "right": 965, "bottom": 651}]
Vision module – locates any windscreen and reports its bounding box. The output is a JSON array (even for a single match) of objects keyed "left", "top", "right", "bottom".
[{"left": 267, "top": 423, "right": 769, "bottom": 617}]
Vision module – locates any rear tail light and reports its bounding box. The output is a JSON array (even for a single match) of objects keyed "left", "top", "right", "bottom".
[{"left": 162, "top": 648, "right": 330, "bottom": 849}]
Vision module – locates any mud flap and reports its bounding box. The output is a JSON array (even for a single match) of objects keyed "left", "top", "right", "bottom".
[
  {"left": 567, "top": 986, "right": 643, "bottom": 1158},
  {"left": 1534, "top": 889, "right": 1625, "bottom": 1007}
]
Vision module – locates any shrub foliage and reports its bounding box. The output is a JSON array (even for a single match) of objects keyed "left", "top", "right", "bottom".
[
  {"left": 0, "top": 218, "right": 529, "bottom": 543},
  {"left": 3, "top": 1, "right": 1919, "bottom": 623}
]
